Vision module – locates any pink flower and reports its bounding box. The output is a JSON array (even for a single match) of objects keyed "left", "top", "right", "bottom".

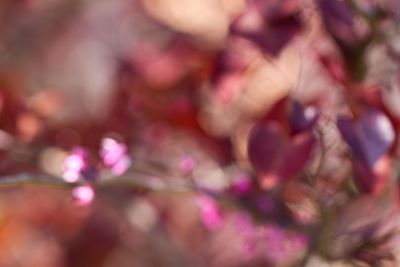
[
  {"left": 62, "top": 147, "right": 87, "bottom": 183},
  {"left": 110, "top": 155, "right": 131, "bottom": 176},
  {"left": 100, "top": 137, "right": 131, "bottom": 175}
]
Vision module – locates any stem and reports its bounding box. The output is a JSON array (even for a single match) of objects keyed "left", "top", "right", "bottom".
[
  {"left": 0, "top": 172, "right": 192, "bottom": 194},
  {"left": 316, "top": 207, "right": 335, "bottom": 259}
]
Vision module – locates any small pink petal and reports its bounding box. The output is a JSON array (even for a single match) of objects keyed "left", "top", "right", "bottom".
[
  {"left": 64, "top": 154, "right": 85, "bottom": 172},
  {"left": 231, "top": 174, "right": 252, "bottom": 195},
  {"left": 100, "top": 137, "right": 129, "bottom": 167},
  {"left": 196, "top": 195, "right": 223, "bottom": 230},
  {"left": 72, "top": 185, "right": 95, "bottom": 206},
  {"left": 62, "top": 147, "right": 88, "bottom": 182},
  {"left": 179, "top": 155, "right": 196, "bottom": 174},
  {"left": 110, "top": 155, "right": 131, "bottom": 176},
  {"left": 62, "top": 170, "right": 80, "bottom": 183}
]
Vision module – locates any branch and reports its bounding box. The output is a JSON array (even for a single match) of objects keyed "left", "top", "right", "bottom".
[{"left": 0, "top": 172, "right": 193, "bottom": 194}]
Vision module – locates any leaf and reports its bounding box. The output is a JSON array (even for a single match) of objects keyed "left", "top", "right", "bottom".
[
  {"left": 337, "top": 108, "right": 394, "bottom": 195},
  {"left": 276, "top": 132, "right": 316, "bottom": 181},
  {"left": 248, "top": 122, "right": 286, "bottom": 174},
  {"left": 337, "top": 116, "right": 369, "bottom": 164},
  {"left": 337, "top": 108, "right": 395, "bottom": 167},
  {"left": 230, "top": 0, "right": 302, "bottom": 55},
  {"left": 318, "top": 0, "right": 360, "bottom": 47},
  {"left": 248, "top": 121, "right": 315, "bottom": 188},
  {"left": 318, "top": 0, "right": 371, "bottom": 80},
  {"left": 358, "top": 109, "right": 395, "bottom": 165}
]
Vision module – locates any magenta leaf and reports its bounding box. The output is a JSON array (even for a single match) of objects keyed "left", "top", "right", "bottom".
[
  {"left": 248, "top": 122, "right": 287, "bottom": 174},
  {"left": 276, "top": 132, "right": 316, "bottom": 181},
  {"left": 248, "top": 122, "right": 315, "bottom": 185}
]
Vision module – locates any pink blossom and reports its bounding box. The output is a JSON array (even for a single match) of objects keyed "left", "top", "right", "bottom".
[
  {"left": 62, "top": 147, "right": 87, "bottom": 183},
  {"left": 110, "top": 155, "right": 132, "bottom": 176},
  {"left": 100, "top": 137, "right": 131, "bottom": 175}
]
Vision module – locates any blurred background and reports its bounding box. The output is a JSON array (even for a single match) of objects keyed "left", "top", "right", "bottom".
[{"left": 1, "top": 0, "right": 400, "bottom": 266}]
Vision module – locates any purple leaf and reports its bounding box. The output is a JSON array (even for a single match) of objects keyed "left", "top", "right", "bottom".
[
  {"left": 319, "top": 0, "right": 354, "bottom": 26},
  {"left": 337, "top": 116, "right": 368, "bottom": 164},
  {"left": 318, "top": 0, "right": 358, "bottom": 46},
  {"left": 337, "top": 109, "right": 394, "bottom": 167},
  {"left": 359, "top": 109, "right": 395, "bottom": 165},
  {"left": 230, "top": 0, "right": 302, "bottom": 55}
]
